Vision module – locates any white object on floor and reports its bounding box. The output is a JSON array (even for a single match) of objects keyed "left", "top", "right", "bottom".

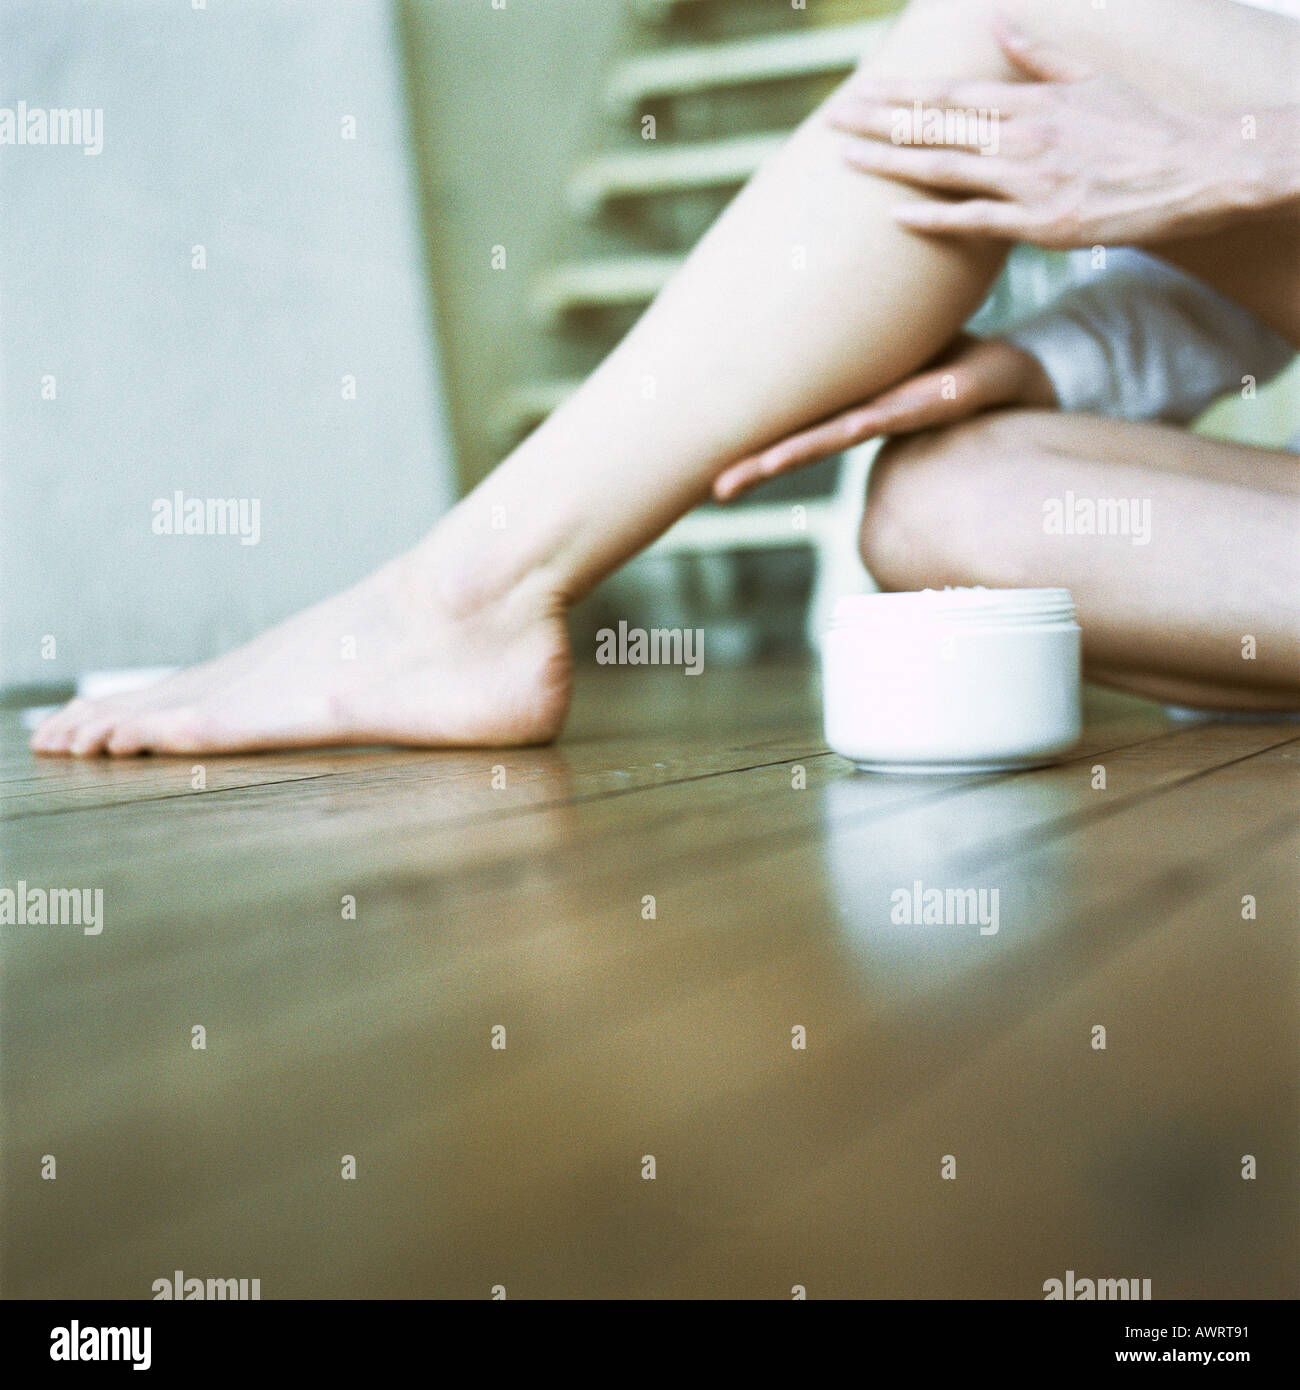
[
  {"left": 821, "top": 587, "right": 1083, "bottom": 773},
  {"left": 76, "top": 667, "right": 179, "bottom": 701}
]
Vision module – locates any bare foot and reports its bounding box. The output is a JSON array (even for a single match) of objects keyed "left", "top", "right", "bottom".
[{"left": 30, "top": 549, "right": 572, "bottom": 757}]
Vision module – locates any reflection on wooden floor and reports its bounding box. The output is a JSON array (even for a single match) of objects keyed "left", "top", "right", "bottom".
[{"left": 3, "top": 665, "right": 1297, "bottom": 1298}]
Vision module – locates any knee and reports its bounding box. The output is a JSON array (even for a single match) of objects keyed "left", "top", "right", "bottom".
[
  {"left": 857, "top": 426, "right": 964, "bottom": 591},
  {"left": 858, "top": 410, "right": 1047, "bottom": 590}
]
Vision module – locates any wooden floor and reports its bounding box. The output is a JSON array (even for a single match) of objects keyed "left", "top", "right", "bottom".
[{"left": 3, "top": 664, "right": 1297, "bottom": 1300}]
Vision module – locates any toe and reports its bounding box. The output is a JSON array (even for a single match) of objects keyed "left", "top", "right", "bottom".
[
  {"left": 31, "top": 698, "right": 95, "bottom": 754},
  {"left": 123, "top": 706, "right": 216, "bottom": 756},
  {"left": 29, "top": 721, "right": 58, "bottom": 753},
  {"left": 67, "top": 713, "right": 119, "bottom": 757},
  {"left": 105, "top": 721, "right": 148, "bottom": 757}
]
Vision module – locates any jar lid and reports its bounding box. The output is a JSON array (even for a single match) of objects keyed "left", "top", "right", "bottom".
[{"left": 828, "top": 586, "right": 1077, "bottom": 629}]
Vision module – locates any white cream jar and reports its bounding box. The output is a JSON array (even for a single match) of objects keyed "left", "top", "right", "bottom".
[{"left": 821, "top": 587, "right": 1081, "bottom": 773}]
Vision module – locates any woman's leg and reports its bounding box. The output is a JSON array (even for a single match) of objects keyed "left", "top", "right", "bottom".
[
  {"left": 34, "top": 0, "right": 1296, "bottom": 754},
  {"left": 379, "top": 0, "right": 1300, "bottom": 607},
  {"left": 33, "top": 0, "right": 1019, "bottom": 756},
  {"left": 861, "top": 409, "right": 1300, "bottom": 711}
]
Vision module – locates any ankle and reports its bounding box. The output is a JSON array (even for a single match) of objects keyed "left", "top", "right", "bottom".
[{"left": 408, "top": 518, "right": 568, "bottom": 629}]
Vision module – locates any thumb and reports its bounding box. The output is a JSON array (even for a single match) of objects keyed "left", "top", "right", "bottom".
[{"left": 994, "top": 16, "right": 1094, "bottom": 84}]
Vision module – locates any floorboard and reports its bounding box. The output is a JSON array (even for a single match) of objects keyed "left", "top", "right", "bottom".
[{"left": 3, "top": 666, "right": 1295, "bottom": 1298}]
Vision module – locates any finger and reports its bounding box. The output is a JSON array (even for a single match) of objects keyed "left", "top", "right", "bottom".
[
  {"left": 712, "top": 458, "right": 769, "bottom": 502},
  {"left": 841, "top": 138, "right": 1020, "bottom": 195},
  {"left": 713, "top": 425, "right": 841, "bottom": 501},
  {"left": 714, "top": 338, "right": 1009, "bottom": 502},
  {"left": 874, "top": 355, "right": 1032, "bottom": 432},
  {"left": 859, "top": 376, "right": 980, "bottom": 435},
  {"left": 812, "top": 372, "right": 970, "bottom": 441},
  {"left": 821, "top": 99, "right": 907, "bottom": 146},
  {"left": 729, "top": 404, "right": 894, "bottom": 495},
  {"left": 993, "top": 16, "right": 1094, "bottom": 84},
  {"left": 758, "top": 412, "right": 879, "bottom": 474},
  {"left": 833, "top": 76, "right": 1040, "bottom": 119},
  {"left": 827, "top": 99, "right": 1008, "bottom": 153},
  {"left": 892, "top": 197, "right": 1030, "bottom": 238},
  {"left": 713, "top": 431, "right": 830, "bottom": 499},
  {"left": 783, "top": 355, "right": 996, "bottom": 460}
]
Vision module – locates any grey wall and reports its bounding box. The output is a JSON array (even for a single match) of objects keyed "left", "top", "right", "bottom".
[{"left": 1, "top": 0, "right": 456, "bottom": 690}]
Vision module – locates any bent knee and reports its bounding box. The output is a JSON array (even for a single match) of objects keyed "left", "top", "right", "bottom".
[{"left": 859, "top": 410, "right": 1051, "bottom": 590}]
